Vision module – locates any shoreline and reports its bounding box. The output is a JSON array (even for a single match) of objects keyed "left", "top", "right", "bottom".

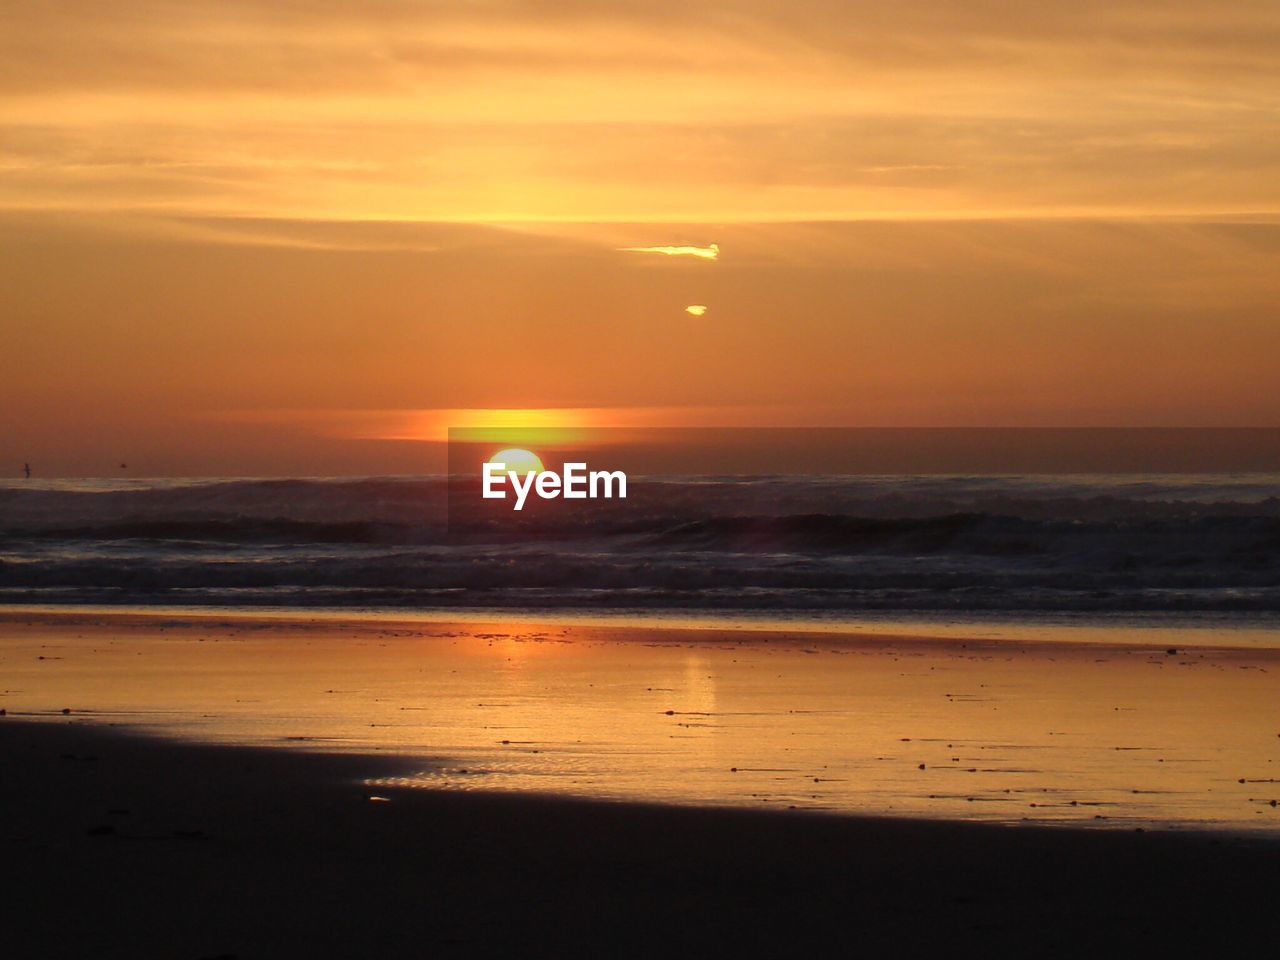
[
  {"left": 4, "top": 718, "right": 1279, "bottom": 956},
  {"left": 4, "top": 603, "right": 1280, "bottom": 656}
]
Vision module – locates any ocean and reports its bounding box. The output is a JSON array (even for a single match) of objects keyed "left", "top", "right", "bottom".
[{"left": 3, "top": 473, "right": 1278, "bottom": 618}]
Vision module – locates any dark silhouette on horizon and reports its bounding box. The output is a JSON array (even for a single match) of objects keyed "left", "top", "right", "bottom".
[{"left": 23, "top": 462, "right": 30, "bottom": 479}]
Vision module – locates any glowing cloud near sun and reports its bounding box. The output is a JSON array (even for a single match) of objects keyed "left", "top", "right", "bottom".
[
  {"left": 622, "top": 243, "right": 719, "bottom": 260},
  {"left": 685, "top": 304, "right": 708, "bottom": 316}
]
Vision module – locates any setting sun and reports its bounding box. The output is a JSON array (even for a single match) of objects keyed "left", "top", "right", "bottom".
[{"left": 488, "top": 448, "right": 544, "bottom": 475}]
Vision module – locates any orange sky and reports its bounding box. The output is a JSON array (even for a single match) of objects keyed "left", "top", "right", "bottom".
[{"left": 2, "top": 2, "right": 1279, "bottom": 475}]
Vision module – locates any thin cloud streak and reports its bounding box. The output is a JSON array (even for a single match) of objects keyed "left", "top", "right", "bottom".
[{"left": 623, "top": 243, "right": 720, "bottom": 259}]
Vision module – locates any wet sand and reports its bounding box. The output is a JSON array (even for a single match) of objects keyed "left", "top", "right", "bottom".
[
  {"left": 5, "top": 718, "right": 1280, "bottom": 957},
  {"left": 5, "top": 610, "right": 1280, "bottom": 955},
  {"left": 4, "top": 609, "right": 1280, "bottom": 831}
]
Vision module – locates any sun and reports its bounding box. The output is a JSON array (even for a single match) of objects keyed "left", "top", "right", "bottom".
[{"left": 488, "top": 447, "right": 544, "bottom": 475}]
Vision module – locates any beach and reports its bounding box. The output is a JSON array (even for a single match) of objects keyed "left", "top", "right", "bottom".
[
  {"left": 4, "top": 610, "right": 1280, "bottom": 830},
  {"left": 5, "top": 717, "right": 1280, "bottom": 957},
  {"left": 3, "top": 609, "right": 1280, "bottom": 955}
]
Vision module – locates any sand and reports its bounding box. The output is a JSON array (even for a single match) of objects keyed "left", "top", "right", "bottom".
[
  {"left": 4, "top": 717, "right": 1280, "bottom": 957},
  {"left": 5, "top": 609, "right": 1280, "bottom": 830},
  {"left": 4, "top": 609, "right": 1280, "bottom": 955}
]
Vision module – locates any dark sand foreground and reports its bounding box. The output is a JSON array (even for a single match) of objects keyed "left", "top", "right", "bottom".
[{"left": 4, "top": 720, "right": 1279, "bottom": 958}]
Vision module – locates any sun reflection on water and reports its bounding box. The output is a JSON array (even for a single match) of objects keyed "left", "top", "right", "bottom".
[{"left": 6, "top": 614, "right": 1280, "bottom": 832}]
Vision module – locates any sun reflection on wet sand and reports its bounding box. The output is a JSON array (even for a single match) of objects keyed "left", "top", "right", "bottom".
[{"left": 3, "top": 611, "right": 1278, "bottom": 833}]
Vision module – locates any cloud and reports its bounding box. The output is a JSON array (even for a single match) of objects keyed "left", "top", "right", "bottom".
[
  {"left": 623, "top": 243, "right": 719, "bottom": 259},
  {"left": 1, "top": 2, "right": 1278, "bottom": 221},
  {"left": 685, "top": 304, "right": 708, "bottom": 316}
]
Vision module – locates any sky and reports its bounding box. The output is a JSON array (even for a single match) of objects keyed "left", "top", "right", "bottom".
[{"left": 3, "top": 1, "right": 1279, "bottom": 475}]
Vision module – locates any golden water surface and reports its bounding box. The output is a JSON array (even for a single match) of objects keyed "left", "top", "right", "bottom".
[{"left": 3, "top": 611, "right": 1278, "bottom": 832}]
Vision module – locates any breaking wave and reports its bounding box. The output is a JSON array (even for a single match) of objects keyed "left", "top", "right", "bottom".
[{"left": 2, "top": 474, "right": 1278, "bottom": 614}]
